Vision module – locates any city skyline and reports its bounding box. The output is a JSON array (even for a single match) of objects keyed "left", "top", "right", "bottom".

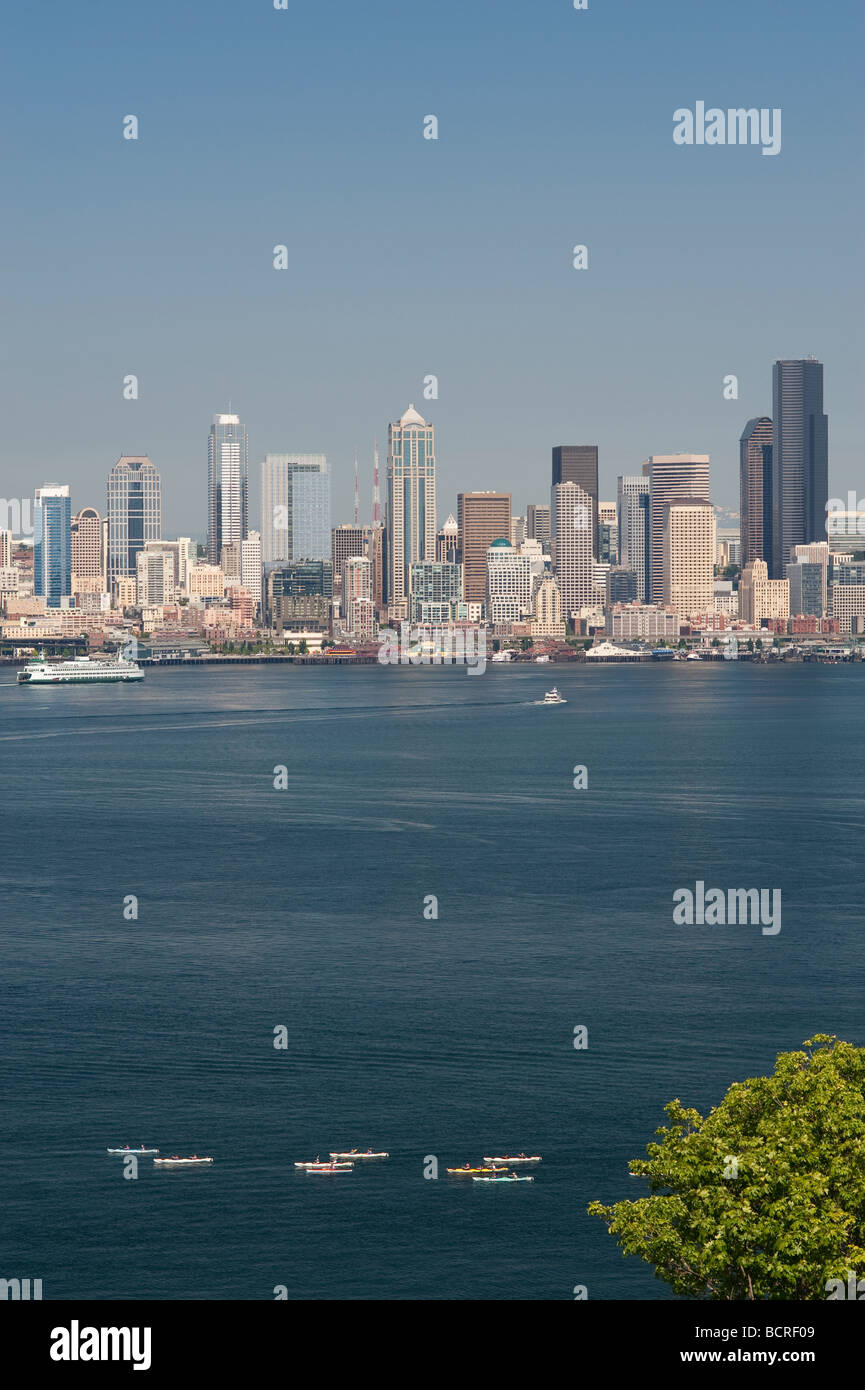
[{"left": 1, "top": 2, "right": 860, "bottom": 535}]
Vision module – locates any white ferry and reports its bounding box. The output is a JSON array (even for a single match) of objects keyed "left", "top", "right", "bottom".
[
  {"left": 17, "top": 653, "right": 144, "bottom": 685},
  {"left": 538, "top": 688, "right": 566, "bottom": 705}
]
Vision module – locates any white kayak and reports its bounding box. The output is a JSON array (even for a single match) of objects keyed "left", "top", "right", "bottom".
[
  {"left": 153, "top": 1156, "right": 214, "bottom": 1166},
  {"left": 107, "top": 1147, "right": 159, "bottom": 1156},
  {"left": 473, "top": 1174, "right": 534, "bottom": 1183},
  {"left": 295, "top": 1160, "right": 353, "bottom": 1169},
  {"left": 305, "top": 1163, "right": 352, "bottom": 1173},
  {"left": 482, "top": 1155, "right": 541, "bottom": 1164},
  {"left": 328, "top": 1150, "right": 389, "bottom": 1160}
]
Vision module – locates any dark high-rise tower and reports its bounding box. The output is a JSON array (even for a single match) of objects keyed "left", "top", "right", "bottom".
[
  {"left": 739, "top": 417, "right": 773, "bottom": 569},
  {"left": 552, "top": 446, "right": 599, "bottom": 558},
  {"left": 771, "top": 360, "right": 828, "bottom": 578}
]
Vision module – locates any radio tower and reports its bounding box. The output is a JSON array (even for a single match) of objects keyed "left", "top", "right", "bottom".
[
  {"left": 353, "top": 452, "right": 359, "bottom": 526},
  {"left": 372, "top": 437, "right": 381, "bottom": 526}
]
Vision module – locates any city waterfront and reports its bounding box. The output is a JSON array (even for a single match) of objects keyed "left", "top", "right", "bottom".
[{"left": 1, "top": 663, "right": 862, "bottom": 1299}]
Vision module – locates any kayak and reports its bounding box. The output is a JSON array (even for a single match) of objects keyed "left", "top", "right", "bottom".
[
  {"left": 296, "top": 1161, "right": 353, "bottom": 1170},
  {"left": 482, "top": 1155, "right": 541, "bottom": 1164},
  {"left": 475, "top": 1173, "right": 536, "bottom": 1184},
  {"left": 153, "top": 1156, "right": 213, "bottom": 1166},
  {"left": 107, "top": 1147, "right": 159, "bottom": 1156},
  {"left": 328, "top": 1150, "right": 389, "bottom": 1159},
  {"left": 446, "top": 1166, "right": 505, "bottom": 1175}
]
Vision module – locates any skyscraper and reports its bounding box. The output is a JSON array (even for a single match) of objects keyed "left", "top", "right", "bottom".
[
  {"left": 552, "top": 446, "right": 599, "bottom": 557},
  {"left": 771, "top": 359, "right": 829, "bottom": 578},
  {"left": 662, "top": 501, "right": 715, "bottom": 617},
  {"left": 551, "top": 481, "right": 594, "bottom": 619},
  {"left": 642, "top": 455, "right": 710, "bottom": 602},
  {"left": 457, "top": 491, "right": 512, "bottom": 604},
  {"left": 617, "top": 476, "right": 651, "bottom": 602},
  {"left": 33, "top": 485, "right": 71, "bottom": 607},
  {"left": 739, "top": 417, "right": 773, "bottom": 569},
  {"left": 387, "top": 405, "right": 437, "bottom": 612},
  {"left": 525, "top": 504, "right": 551, "bottom": 549},
  {"left": 207, "top": 413, "right": 248, "bottom": 563},
  {"left": 261, "top": 454, "right": 330, "bottom": 565},
  {"left": 107, "top": 457, "right": 162, "bottom": 588},
  {"left": 70, "top": 507, "right": 107, "bottom": 596}
]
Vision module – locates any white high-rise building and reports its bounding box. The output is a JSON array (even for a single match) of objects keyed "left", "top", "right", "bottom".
[
  {"left": 617, "top": 476, "right": 651, "bottom": 602},
  {"left": 70, "top": 508, "right": 107, "bottom": 596},
  {"left": 643, "top": 455, "right": 711, "bottom": 601},
  {"left": 241, "top": 530, "right": 262, "bottom": 613},
  {"left": 531, "top": 574, "right": 566, "bottom": 637},
  {"left": 207, "top": 413, "right": 248, "bottom": 563},
  {"left": 136, "top": 548, "right": 175, "bottom": 606},
  {"left": 486, "top": 539, "right": 534, "bottom": 624},
  {"left": 662, "top": 501, "right": 715, "bottom": 617},
  {"left": 552, "top": 481, "right": 594, "bottom": 619},
  {"left": 387, "top": 405, "right": 436, "bottom": 614}
]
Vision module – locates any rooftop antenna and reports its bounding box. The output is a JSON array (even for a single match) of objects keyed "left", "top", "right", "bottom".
[
  {"left": 372, "top": 437, "right": 381, "bottom": 526},
  {"left": 354, "top": 451, "right": 359, "bottom": 526}
]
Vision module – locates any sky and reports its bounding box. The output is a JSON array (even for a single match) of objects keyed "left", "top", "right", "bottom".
[{"left": 1, "top": 0, "right": 861, "bottom": 537}]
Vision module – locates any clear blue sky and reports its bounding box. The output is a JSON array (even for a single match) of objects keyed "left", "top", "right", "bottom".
[{"left": 1, "top": 0, "right": 861, "bottom": 535}]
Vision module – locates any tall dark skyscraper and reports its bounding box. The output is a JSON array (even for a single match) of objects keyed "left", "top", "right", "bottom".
[
  {"left": 739, "top": 417, "right": 773, "bottom": 569},
  {"left": 552, "top": 446, "right": 599, "bottom": 558},
  {"left": 771, "top": 359, "right": 828, "bottom": 578}
]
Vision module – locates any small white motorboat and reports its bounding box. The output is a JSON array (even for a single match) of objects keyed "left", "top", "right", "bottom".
[{"left": 107, "top": 1147, "right": 159, "bottom": 1156}]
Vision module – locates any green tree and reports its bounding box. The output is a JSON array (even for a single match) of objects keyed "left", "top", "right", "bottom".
[
  {"left": 298, "top": 639, "right": 308, "bottom": 654},
  {"left": 711, "top": 637, "right": 721, "bottom": 648},
  {"left": 589, "top": 1036, "right": 865, "bottom": 1300},
  {"left": 520, "top": 637, "right": 533, "bottom": 651}
]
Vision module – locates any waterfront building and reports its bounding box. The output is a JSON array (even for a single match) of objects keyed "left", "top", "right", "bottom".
[
  {"left": 609, "top": 603, "right": 680, "bottom": 641},
  {"left": 346, "top": 596, "right": 378, "bottom": 642},
  {"left": 33, "top": 485, "right": 71, "bottom": 608},
  {"left": 739, "top": 559, "right": 790, "bottom": 625},
  {"left": 207, "top": 413, "right": 248, "bottom": 563},
  {"left": 457, "top": 491, "right": 512, "bottom": 604}
]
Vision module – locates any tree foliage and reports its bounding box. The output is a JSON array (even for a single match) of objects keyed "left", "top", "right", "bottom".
[{"left": 588, "top": 1037, "right": 865, "bottom": 1299}]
